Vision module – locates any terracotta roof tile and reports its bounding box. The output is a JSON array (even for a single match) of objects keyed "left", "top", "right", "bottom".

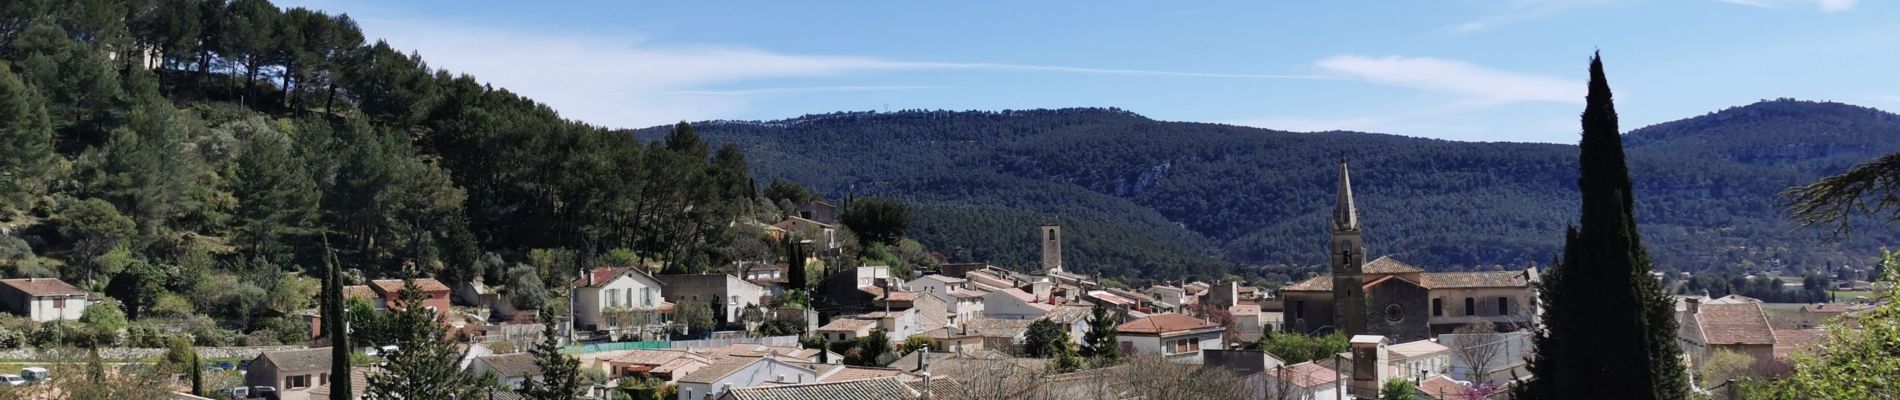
[
  {"left": 818, "top": 366, "right": 910, "bottom": 382},
  {"left": 1362, "top": 256, "right": 1424, "bottom": 274},
  {"left": 0, "top": 278, "right": 84, "bottom": 296},
  {"left": 1116, "top": 313, "right": 1216, "bottom": 335},
  {"left": 1271, "top": 362, "right": 1341, "bottom": 388},
  {"left": 1802, "top": 303, "right": 1854, "bottom": 313},
  {"left": 1282, "top": 276, "right": 1332, "bottom": 292},
  {"left": 1772, "top": 328, "right": 1827, "bottom": 359},
  {"left": 1419, "top": 271, "right": 1531, "bottom": 289},
  {"left": 817, "top": 317, "right": 878, "bottom": 332},
  {"left": 255, "top": 348, "right": 331, "bottom": 372},
  {"left": 677, "top": 356, "right": 767, "bottom": 384},
  {"left": 1417, "top": 375, "right": 1467, "bottom": 400},
  {"left": 369, "top": 278, "right": 450, "bottom": 294},
  {"left": 342, "top": 285, "right": 377, "bottom": 300},
  {"left": 722, "top": 377, "right": 919, "bottom": 400},
  {"left": 476, "top": 353, "right": 541, "bottom": 379},
  {"left": 1693, "top": 303, "right": 1775, "bottom": 345}
]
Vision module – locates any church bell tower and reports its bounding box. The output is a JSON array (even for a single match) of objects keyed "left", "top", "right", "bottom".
[{"left": 1331, "top": 159, "right": 1368, "bottom": 336}]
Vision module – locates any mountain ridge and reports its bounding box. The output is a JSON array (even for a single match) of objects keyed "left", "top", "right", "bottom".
[{"left": 638, "top": 99, "right": 1900, "bottom": 282}]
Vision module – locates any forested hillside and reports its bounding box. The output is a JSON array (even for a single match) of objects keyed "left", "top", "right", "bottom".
[
  {"left": 651, "top": 101, "right": 1900, "bottom": 281},
  {"left": 0, "top": 0, "right": 770, "bottom": 345}
]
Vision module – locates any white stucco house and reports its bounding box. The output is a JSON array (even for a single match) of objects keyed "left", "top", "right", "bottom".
[
  {"left": 1116, "top": 313, "right": 1224, "bottom": 364},
  {"left": 0, "top": 278, "right": 88, "bottom": 321},
  {"left": 981, "top": 288, "right": 1054, "bottom": 320},
  {"left": 572, "top": 267, "right": 670, "bottom": 333}
]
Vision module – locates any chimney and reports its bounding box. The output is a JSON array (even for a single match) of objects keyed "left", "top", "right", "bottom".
[{"left": 1687, "top": 297, "right": 1701, "bottom": 314}]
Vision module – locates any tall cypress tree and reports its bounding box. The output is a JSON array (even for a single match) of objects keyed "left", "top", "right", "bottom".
[
  {"left": 1519, "top": 53, "right": 1688, "bottom": 400},
  {"left": 323, "top": 238, "right": 351, "bottom": 400}
]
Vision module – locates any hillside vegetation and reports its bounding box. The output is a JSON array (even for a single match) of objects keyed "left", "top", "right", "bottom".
[
  {"left": 0, "top": 0, "right": 763, "bottom": 345},
  {"left": 652, "top": 101, "right": 1900, "bottom": 281}
]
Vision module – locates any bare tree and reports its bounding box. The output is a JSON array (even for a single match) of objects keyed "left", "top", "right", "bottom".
[{"left": 1447, "top": 321, "right": 1504, "bottom": 385}]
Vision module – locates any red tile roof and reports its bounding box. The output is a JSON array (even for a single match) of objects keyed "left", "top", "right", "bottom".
[
  {"left": 368, "top": 278, "right": 450, "bottom": 294},
  {"left": 1116, "top": 313, "right": 1216, "bottom": 335},
  {"left": 1802, "top": 303, "right": 1855, "bottom": 313},
  {"left": 573, "top": 267, "right": 624, "bottom": 288},
  {"left": 1772, "top": 328, "right": 1827, "bottom": 359},
  {"left": 1362, "top": 256, "right": 1423, "bottom": 274},
  {"left": 0, "top": 278, "right": 84, "bottom": 297},
  {"left": 342, "top": 285, "right": 376, "bottom": 300},
  {"left": 1272, "top": 362, "right": 1342, "bottom": 389},
  {"left": 1693, "top": 303, "right": 1775, "bottom": 345},
  {"left": 1417, "top": 375, "right": 1468, "bottom": 400}
]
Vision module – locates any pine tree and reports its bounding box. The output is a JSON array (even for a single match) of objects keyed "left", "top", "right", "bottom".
[
  {"left": 0, "top": 61, "right": 59, "bottom": 214},
  {"left": 518, "top": 311, "right": 583, "bottom": 400},
  {"left": 1023, "top": 318, "right": 1067, "bottom": 358},
  {"left": 365, "top": 280, "right": 479, "bottom": 400},
  {"left": 1080, "top": 303, "right": 1121, "bottom": 361},
  {"left": 1518, "top": 52, "right": 1688, "bottom": 400}
]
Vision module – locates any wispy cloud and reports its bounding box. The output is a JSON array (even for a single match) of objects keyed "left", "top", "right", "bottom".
[
  {"left": 1454, "top": 0, "right": 1616, "bottom": 33},
  {"left": 1316, "top": 55, "right": 1581, "bottom": 104},
  {"left": 658, "top": 86, "right": 945, "bottom": 97},
  {"left": 1715, "top": 0, "right": 1858, "bottom": 12},
  {"left": 349, "top": 19, "right": 1322, "bottom": 129},
  {"left": 1228, "top": 55, "right": 1585, "bottom": 142}
]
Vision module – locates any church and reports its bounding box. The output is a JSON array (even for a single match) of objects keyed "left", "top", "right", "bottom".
[{"left": 1279, "top": 161, "right": 1540, "bottom": 342}]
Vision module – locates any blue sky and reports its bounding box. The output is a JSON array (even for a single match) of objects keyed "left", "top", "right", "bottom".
[{"left": 282, "top": 0, "right": 1898, "bottom": 143}]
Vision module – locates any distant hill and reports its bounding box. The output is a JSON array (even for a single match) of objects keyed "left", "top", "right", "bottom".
[{"left": 635, "top": 99, "right": 1900, "bottom": 282}]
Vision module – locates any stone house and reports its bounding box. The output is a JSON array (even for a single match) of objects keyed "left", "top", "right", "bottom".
[
  {"left": 658, "top": 273, "right": 767, "bottom": 325},
  {"left": 815, "top": 317, "right": 878, "bottom": 342},
  {"left": 246, "top": 348, "right": 333, "bottom": 400},
  {"left": 0, "top": 278, "right": 88, "bottom": 321},
  {"left": 1678, "top": 298, "right": 1776, "bottom": 371}
]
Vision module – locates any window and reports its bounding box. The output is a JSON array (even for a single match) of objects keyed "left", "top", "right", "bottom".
[
  {"left": 1293, "top": 300, "right": 1305, "bottom": 319},
  {"left": 287, "top": 374, "right": 310, "bottom": 389},
  {"left": 1464, "top": 298, "right": 1475, "bottom": 316},
  {"left": 52, "top": 298, "right": 64, "bottom": 309},
  {"left": 320, "top": 373, "right": 329, "bottom": 386},
  {"left": 642, "top": 288, "right": 652, "bottom": 307},
  {"left": 605, "top": 289, "right": 619, "bottom": 307},
  {"left": 1497, "top": 297, "right": 1509, "bottom": 315},
  {"left": 1047, "top": 230, "right": 1056, "bottom": 241},
  {"left": 1432, "top": 298, "right": 1443, "bottom": 316}
]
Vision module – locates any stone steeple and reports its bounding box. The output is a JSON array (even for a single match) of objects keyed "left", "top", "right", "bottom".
[
  {"left": 1331, "top": 159, "right": 1367, "bottom": 336},
  {"left": 1333, "top": 159, "right": 1360, "bottom": 232}
]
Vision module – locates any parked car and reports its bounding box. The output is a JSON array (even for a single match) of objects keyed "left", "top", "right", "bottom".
[
  {"left": 19, "top": 367, "right": 48, "bottom": 383},
  {"left": 216, "top": 361, "right": 237, "bottom": 371},
  {"left": 0, "top": 374, "right": 22, "bottom": 386},
  {"left": 218, "top": 386, "right": 250, "bottom": 399},
  {"left": 250, "top": 386, "right": 279, "bottom": 400}
]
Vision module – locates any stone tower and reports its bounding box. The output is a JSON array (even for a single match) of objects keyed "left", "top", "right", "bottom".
[
  {"left": 1331, "top": 159, "right": 1368, "bottom": 336},
  {"left": 1041, "top": 223, "right": 1063, "bottom": 275}
]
